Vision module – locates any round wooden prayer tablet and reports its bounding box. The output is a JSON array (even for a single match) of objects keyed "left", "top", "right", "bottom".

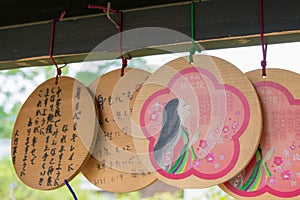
[
  {"left": 131, "top": 55, "right": 262, "bottom": 188},
  {"left": 11, "top": 76, "right": 97, "bottom": 190},
  {"left": 221, "top": 69, "right": 300, "bottom": 199},
  {"left": 81, "top": 68, "right": 157, "bottom": 193}
]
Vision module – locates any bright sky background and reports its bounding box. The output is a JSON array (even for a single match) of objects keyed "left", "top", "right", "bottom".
[
  {"left": 142, "top": 42, "right": 300, "bottom": 74},
  {"left": 207, "top": 42, "right": 300, "bottom": 73},
  {"left": 1, "top": 42, "right": 300, "bottom": 113}
]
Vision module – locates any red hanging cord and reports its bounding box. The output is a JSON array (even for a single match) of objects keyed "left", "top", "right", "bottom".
[
  {"left": 89, "top": 3, "right": 130, "bottom": 77},
  {"left": 119, "top": 11, "right": 131, "bottom": 77},
  {"left": 49, "top": 11, "right": 66, "bottom": 84},
  {"left": 259, "top": 0, "right": 267, "bottom": 77},
  {"left": 88, "top": 4, "right": 117, "bottom": 14}
]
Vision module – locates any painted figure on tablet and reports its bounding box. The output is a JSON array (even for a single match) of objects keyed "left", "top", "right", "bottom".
[
  {"left": 154, "top": 98, "right": 200, "bottom": 174},
  {"left": 230, "top": 145, "right": 274, "bottom": 191}
]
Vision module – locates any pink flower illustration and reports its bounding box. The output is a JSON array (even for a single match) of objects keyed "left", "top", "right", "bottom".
[
  {"left": 283, "top": 159, "right": 291, "bottom": 167},
  {"left": 284, "top": 149, "right": 291, "bottom": 157},
  {"left": 275, "top": 166, "right": 283, "bottom": 172},
  {"left": 214, "top": 163, "right": 220, "bottom": 169},
  {"left": 199, "top": 140, "right": 208, "bottom": 148},
  {"left": 223, "top": 126, "right": 230, "bottom": 133},
  {"left": 219, "top": 154, "right": 225, "bottom": 160},
  {"left": 267, "top": 176, "right": 276, "bottom": 185},
  {"left": 273, "top": 156, "right": 283, "bottom": 166},
  {"left": 231, "top": 121, "right": 239, "bottom": 130},
  {"left": 217, "top": 136, "right": 224, "bottom": 144},
  {"left": 291, "top": 180, "right": 297, "bottom": 187},
  {"left": 150, "top": 113, "right": 158, "bottom": 121},
  {"left": 281, "top": 170, "right": 293, "bottom": 181},
  {"left": 214, "top": 127, "right": 221, "bottom": 133},
  {"left": 193, "top": 159, "right": 201, "bottom": 168},
  {"left": 290, "top": 144, "right": 297, "bottom": 151},
  {"left": 149, "top": 101, "right": 163, "bottom": 113},
  {"left": 205, "top": 152, "right": 216, "bottom": 163},
  {"left": 149, "top": 102, "right": 163, "bottom": 120},
  {"left": 162, "top": 152, "right": 173, "bottom": 169}
]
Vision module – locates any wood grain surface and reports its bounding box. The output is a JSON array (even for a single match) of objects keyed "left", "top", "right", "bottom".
[
  {"left": 11, "top": 76, "right": 97, "bottom": 190},
  {"left": 81, "top": 68, "right": 157, "bottom": 193},
  {"left": 220, "top": 69, "right": 300, "bottom": 199},
  {"left": 131, "top": 55, "right": 262, "bottom": 188}
]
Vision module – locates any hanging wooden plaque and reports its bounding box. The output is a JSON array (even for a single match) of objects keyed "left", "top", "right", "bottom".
[
  {"left": 221, "top": 69, "right": 300, "bottom": 199},
  {"left": 131, "top": 55, "right": 262, "bottom": 188},
  {"left": 11, "top": 76, "right": 98, "bottom": 190},
  {"left": 81, "top": 68, "right": 157, "bottom": 193}
]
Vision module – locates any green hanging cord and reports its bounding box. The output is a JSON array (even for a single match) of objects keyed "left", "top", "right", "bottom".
[{"left": 189, "top": 0, "right": 201, "bottom": 64}]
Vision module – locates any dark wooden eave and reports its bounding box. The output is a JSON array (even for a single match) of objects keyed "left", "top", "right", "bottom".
[{"left": 1, "top": 0, "right": 300, "bottom": 70}]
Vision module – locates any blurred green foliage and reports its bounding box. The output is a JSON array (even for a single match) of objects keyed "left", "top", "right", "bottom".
[
  {"left": 117, "top": 190, "right": 183, "bottom": 200},
  {"left": 0, "top": 66, "right": 58, "bottom": 138},
  {"left": 0, "top": 157, "right": 102, "bottom": 200}
]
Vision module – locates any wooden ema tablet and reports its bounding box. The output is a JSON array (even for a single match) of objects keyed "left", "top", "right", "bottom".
[
  {"left": 11, "top": 76, "right": 97, "bottom": 190},
  {"left": 81, "top": 68, "right": 157, "bottom": 193},
  {"left": 221, "top": 69, "right": 300, "bottom": 199},
  {"left": 131, "top": 55, "right": 262, "bottom": 188}
]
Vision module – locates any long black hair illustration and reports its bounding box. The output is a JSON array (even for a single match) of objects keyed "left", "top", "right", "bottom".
[
  {"left": 154, "top": 98, "right": 181, "bottom": 171},
  {"left": 153, "top": 98, "right": 200, "bottom": 174}
]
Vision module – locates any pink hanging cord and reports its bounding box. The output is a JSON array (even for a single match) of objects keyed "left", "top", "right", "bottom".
[
  {"left": 49, "top": 11, "right": 66, "bottom": 84},
  {"left": 259, "top": 0, "right": 267, "bottom": 77},
  {"left": 118, "top": 11, "right": 131, "bottom": 76},
  {"left": 89, "top": 3, "right": 131, "bottom": 77}
]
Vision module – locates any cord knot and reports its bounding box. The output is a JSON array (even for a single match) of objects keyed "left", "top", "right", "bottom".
[
  {"left": 261, "top": 60, "right": 267, "bottom": 68},
  {"left": 121, "top": 56, "right": 132, "bottom": 76}
]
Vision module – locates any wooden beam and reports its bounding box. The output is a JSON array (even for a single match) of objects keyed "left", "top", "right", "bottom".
[
  {"left": 0, "top": 0, "right": 195, "bottom": 27},
  {"left": 1, "top": 0, "right": 300, "bottom": 70}
]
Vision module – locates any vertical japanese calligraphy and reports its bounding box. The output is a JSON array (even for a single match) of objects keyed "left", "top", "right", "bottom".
[
  {"left": 82, "top": 68, "right": 156, "bottom": 193},
  {"left": 11, "top": 77, "right": 97, "bottom": 190}
]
